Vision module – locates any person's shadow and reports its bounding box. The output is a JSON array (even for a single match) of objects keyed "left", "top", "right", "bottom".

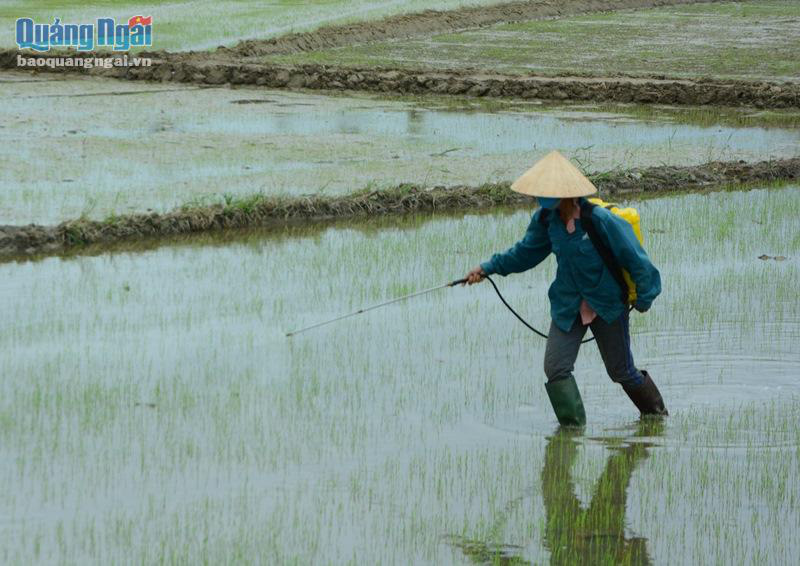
[{"left": 448, "top": 419, "right": 664, "bottom": 565}]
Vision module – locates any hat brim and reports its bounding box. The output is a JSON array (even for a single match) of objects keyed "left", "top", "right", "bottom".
[{"left": 511, "top": 150, "right": 598, "bottom": 198}]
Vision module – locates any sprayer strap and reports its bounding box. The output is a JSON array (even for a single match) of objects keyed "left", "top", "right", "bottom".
[{"left": 579, "top": 202, "right": 629, "bottom": 305}]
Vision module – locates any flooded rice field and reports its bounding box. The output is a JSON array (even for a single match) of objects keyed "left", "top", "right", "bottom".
[
  {"left": 0, "top": 0, "right": 510, "bottom": 52},
  {"left": 275, "top": 0, "right": 800, "bottom": 82},
  {"left": 2, "top": 71, "right": 800, "bottom": 225},
  {"left": 1, "top": 185, "right": 798, "bottom": 564}
]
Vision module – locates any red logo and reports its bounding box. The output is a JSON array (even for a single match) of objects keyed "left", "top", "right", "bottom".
[{"left": 128, "top": 15, "right": 152, "bottom": 28}]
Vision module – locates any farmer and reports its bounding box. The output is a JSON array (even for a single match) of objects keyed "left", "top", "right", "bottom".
[{"left": 464, "top": 151, "right": 667, "bottom": 426}]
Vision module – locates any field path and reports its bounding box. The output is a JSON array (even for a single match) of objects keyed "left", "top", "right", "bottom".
[{"left": 1, "top": 157, "right": 797, "bottom": 259}]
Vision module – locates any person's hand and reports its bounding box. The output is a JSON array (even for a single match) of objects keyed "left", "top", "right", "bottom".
[
  {"left": 464, "top": 266, "right": 486, "bottom": 285},
  {"left": 634, "top": 301, "right": 650, "bottom": 313}
]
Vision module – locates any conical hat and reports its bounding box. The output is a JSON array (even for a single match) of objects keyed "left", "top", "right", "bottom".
[{"left": 511, "top": 150, "right": 597, "bottom": 197}]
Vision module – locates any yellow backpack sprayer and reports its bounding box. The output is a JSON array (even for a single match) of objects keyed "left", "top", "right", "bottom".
[{"left": 587, "top": 197, "right": 644, "bottom": 305}]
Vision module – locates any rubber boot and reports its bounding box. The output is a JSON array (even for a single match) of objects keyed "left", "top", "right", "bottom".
[
  {"left": 545, "top": 376, "right": 587, "bottom": 427},
  {"left": 622, "top": 370, "right": 668, "bottom": 416}
]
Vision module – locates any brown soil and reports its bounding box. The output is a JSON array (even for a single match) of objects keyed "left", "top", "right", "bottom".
[
  {"left": 5, "top": 51, "right": 798, "bottom": 109},
  {"left": 1, "top": 157, "right": 797, "bottom": 260}
]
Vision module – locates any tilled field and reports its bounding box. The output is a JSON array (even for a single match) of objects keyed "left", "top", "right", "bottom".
[
  {"left": 4, "top": 0, "right": 799, "bottom": 109},
  {"left": 229, "top": 0, "right": 736, "bottom": 57},
  {"left": 265, "top": 0, "right": 799, "bottom": 81}
]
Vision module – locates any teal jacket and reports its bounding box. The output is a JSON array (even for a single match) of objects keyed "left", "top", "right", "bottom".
[{"left": 480, "top": 199, "right": 661, "bottom": 332}]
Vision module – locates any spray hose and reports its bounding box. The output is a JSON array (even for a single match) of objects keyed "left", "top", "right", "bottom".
[
  {"left": 479, "top": 275, "right": 595, "bottom": 344},
  {"left": 481, "top": 274, "right": 634, "bottom": 343},
  {"left": 285, "top": 275, "right": 631, "bottom": 338}
]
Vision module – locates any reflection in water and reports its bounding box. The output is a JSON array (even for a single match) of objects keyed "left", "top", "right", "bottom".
[
  {"left": 543, "top": 420, "right": 663, "bottom": 565},
  {"left": 406, "top": 108, "right": 425, "bottom": 137},
  {"left": 450, "top": 419, "right": 664, "bottom": 565}
]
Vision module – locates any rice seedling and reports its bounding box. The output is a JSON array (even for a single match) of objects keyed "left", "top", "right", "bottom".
[{"left": 0, "top": 185, "right": 797, "bottom": 563}]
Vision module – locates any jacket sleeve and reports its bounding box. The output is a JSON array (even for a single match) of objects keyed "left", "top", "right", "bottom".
[
  {"left": 480, "top": 209, "right": 552, "bottom": 276},
  {"left": 595, "top": 210, "right": 661, "bottom": 310}
]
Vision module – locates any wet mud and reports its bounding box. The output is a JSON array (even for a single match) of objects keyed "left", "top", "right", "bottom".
[
  {"left": 1, "top": 157, "right": 797, "bottom": 259},
  {"left": 4, "top": 52, "right": 797, "bottom": 109}
]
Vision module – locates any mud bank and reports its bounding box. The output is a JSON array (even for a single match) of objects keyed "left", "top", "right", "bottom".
[
  {"left": 1, "top": 157, "right": 797, "bottom": 259},
  {"left": 228, "top": 0, "right": 733, "bottom": 57},
  {"left": 5, "top": 50, "right": 797, "bottom": 108},
  {"left": 211, "top": 64, "right": 800, "bottom": 109}
]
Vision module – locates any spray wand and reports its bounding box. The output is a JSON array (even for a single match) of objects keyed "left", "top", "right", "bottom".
[
  {"left": 285, "top": 275, "right": 597, "bottom": 342},
  {"left": 285, "top": 278, "right": 467, "bottom": 337}
]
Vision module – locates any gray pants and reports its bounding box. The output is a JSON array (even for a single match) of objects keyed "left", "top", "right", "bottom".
[{"left": 544, "top": 311, "right": 644, "bottom": 387}]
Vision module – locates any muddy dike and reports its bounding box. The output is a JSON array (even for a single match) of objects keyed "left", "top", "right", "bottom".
[
  {"left": 228, "top": 0, "right": 733, "bottom": 57},
  {"left": 4, "top": 50, "right": 797, "bottom": 109},
  {"left": 1, "top": 157, "right": 797, "bottom": 259},
  {"left": 211, "top": 64, "right": 800, "bottom": 109}
]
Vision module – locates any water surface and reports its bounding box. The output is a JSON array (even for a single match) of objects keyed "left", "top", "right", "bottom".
[
  {"left": 2, "top": 71, "right": 799, "bottom": 224},
  {"left": 0, "top": 186, "right": 798, "bottom": 563}
]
